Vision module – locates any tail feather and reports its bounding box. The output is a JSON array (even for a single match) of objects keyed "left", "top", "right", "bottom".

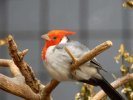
[
  {"left": 98, "top": 78, "right": 124, "bottom": 100},
  {"left": 80, "top": 78, "right": 125, "bottom": 100}
]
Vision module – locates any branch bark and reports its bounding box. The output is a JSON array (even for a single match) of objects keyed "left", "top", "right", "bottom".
[
  {"left": 65, "top": 40, "right": 113, "bottom": 72},
  {"left": 92, "top": 73, "right": 133, "bottom": 100},
  {"left": 0, "top": 59, "right": 11, "bottom": 67},
  {"left": 42, "top": 79, "right": 59, "bottom": 99},
  {"left": 0, "top": 59, "right": 21, "bottom": 76},
  {"left": 0, "top": 59, "right": 41, "bottom": 100},
  {"left": 0, "top": 73, "right": 41, "bottom": 100},
  {"left": 8, "top": 35, "right": 40, "bottom": 93}
]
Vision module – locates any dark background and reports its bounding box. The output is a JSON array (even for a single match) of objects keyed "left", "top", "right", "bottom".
[{"left": 0, "top": 0, "right": 133, "bottom": 100}]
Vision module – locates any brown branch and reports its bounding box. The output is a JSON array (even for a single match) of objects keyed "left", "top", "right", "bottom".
[
  {"left": 7, "top": 35, "right": 40, "bottom": 93},
  {"left": 9, "top": 60, "right": 22, "bottom": 76},
  {"left": 0, "top": 59, "right": 21, "bottom": 76},
  {"left": 0, "top": 59, "right": 11, "bottom": 67},
  {"left": 0, "top": 73, "right": 41, "bottom": 100},
  {"left": 42, "top": 79, "right": 60, "bottom": 99},
  {"left": 44, "top": 79, "right": 60, "bottom": 95},
  {"left": 0, "top": 35, "right": 56, "bottom": 100},
  {"left": 65, "top": 47, "right": 77, "bottom": 63},
  {"left": 65, "top": 40, "right": 113, "bottom": 72},
  {"left": 0, "top": 59, "right": 42, "bottom": 100},
  {"left": 18, "top": 49, "right": 29, "bottom": 59},
  {"left": 92, "top": 73, "right": 133, "bottom": 100}
]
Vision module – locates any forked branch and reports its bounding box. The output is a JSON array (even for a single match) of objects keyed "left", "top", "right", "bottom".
[
  {"left": 0, "top": 59, "right": 41, "bottom": 100},
  {"left": 0, "top": 35, "right": 58, "bottom": 100},
  {"left": 65, "top": 40, "right": 113, "bottom": 72}
]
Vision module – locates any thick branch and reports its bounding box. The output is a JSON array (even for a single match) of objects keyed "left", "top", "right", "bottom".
[
  {"left": 7, "top": 35, "right": 40, "bottom": 93},
  {"left": 0, "top": 35, "right": 57, "bottom": 100},
  {"left": 92, "top": 73, "right": 133, "bottom": 100},
  {"left": 0, "top": 59, "right": 41, "bottom": 99},
  {"left": 0, "top": 73, "right": 41, "bottom": 100}
]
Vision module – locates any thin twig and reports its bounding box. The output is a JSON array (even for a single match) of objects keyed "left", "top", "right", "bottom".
[
  {"left": 44, "top": 79, "right": 60, "bottom": 94},
  {"left": 64, "top": 47, "right": 77, "bottom": 63},
  {"left": 19, "top": 49, "right": 29, "bottom": 59},
  {"left": 42, "top": 79, "right": 60, "bottom": 100},
  {"left": 0, "top": 59, "right": 11, "bottom": 67}
]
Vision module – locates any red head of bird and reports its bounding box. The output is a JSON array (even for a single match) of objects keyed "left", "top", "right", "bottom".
[{"left": 41, "top": 30, "right": 75, "bottom": 60}]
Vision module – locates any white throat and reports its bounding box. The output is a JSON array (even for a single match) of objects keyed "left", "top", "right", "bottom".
[{"left": 60, "top": 36, "right": 68, "bottom": 44}]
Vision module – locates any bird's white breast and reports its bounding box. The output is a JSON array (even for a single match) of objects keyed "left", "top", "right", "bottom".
[{"left": 45, "top": 45, "right": 72, "bottom": 81}]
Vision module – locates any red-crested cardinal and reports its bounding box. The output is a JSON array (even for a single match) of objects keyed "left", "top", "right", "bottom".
[{"left": 41, "top": 30, "right": 124, "bottom": 100}]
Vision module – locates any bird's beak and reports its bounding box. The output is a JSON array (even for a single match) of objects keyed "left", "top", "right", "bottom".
[{"left": 41, "top": 34, "right": 51, "bottom": 41}]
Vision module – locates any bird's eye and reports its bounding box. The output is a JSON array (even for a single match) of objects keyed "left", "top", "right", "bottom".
[{"left": 53, "top": 36, "right": 57, "bottom": 40}]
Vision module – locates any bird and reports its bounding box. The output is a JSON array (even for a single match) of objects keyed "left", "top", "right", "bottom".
[{"left": 41, "top": 30, "right": 125, "bottom": 100}]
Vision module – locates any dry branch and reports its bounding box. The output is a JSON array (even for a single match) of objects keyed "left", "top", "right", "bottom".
[
  {"left": 8, "top": 35, "right": 40, "bottom": 93},
  {"left": 92, "top": 73, "right": 133, "bottom": 100},
  {"left": 42, "top": 79, "right": 59, "bottom": 99},
  {"left": 0, "top": 59, "right": 21, "bottom": 76},
  {"left": 65, "top": 40, "right": 113, "bottom": 72},
  {"left": 0, "top": 59, "right": 11, "bottom": 67},
  {"left": 0, "top": 73, "right": 40, "bottom": 100},
  {"left": 0, "top": 58, "right": 41, "bottom": 100},
  {"left": 0, "top": 35, "right": 58, "bottom": 100}
]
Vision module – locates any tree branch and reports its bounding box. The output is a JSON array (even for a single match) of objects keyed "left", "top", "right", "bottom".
[
  {"left": 7, "top": 35, "right": 40, "bottom": 93},
  {"left": 0, "top": 59, "right": 11, "bottom": 67},
  {"left": 0, "top": 73, "right": 41, "bottom": 100},
  {"left": 0, "top": 35, "right": 57, "bottom": 100},
  {"left": 0, "top": 59, "right": 21, "bottom": 76},
  {"left": 42, "top": 79, "right": 59, "bottom": 99},
  {"left": 92, "top": 73, "right": 133, "bottom": 100},
  {"left": 65, "top": 40, "right": 113, "bottom": 72},
  {"left": 0, "top": 58, "right": 42, "bottom": 100}
]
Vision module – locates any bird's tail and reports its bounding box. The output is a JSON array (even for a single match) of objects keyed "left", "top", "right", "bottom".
[
  {"left": 97, "top": 78, "right": 124, "bottom": 100},
  {"left": 80, "top": 78, "right": 125, "bottom": 100}
]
